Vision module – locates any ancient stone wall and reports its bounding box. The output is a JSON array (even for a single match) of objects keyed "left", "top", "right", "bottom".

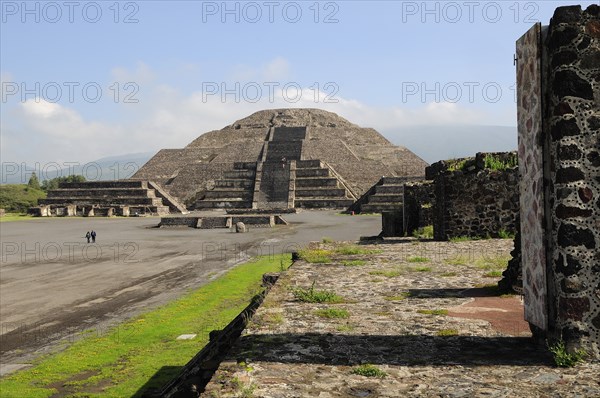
[
  {"left": 431, "top": 153, "right": 519, "bottom": 241},
  {"left": 543, "top": 5, "right": 600, "bottom": 357}
]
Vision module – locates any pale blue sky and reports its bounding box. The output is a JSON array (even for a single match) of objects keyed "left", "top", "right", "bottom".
[{"left": 0, "top": 1, "right": 591, "bottom": 166}]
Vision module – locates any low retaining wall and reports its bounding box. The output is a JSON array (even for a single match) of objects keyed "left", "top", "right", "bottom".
[{"left": 158, "top": 215, "right": 288, "bottom": 229}]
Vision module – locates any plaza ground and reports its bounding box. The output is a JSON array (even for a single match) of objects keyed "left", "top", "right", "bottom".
[{"left": 0, "top": 211, "right": 380, "bottom": 374}]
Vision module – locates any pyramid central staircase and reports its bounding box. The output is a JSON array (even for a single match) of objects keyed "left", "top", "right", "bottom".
[{"left": 194, "top": 127, "right": 356, "bottom": 210}]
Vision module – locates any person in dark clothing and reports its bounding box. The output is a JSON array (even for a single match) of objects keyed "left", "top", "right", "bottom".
[
  {"left": 91, "top": 230, "right": 96, "bottom": 243},
  {"left": 85, "top": 231, "right": 91, "bottom": 243}
]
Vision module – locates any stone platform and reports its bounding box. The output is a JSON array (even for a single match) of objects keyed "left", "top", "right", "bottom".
[
  {"left": 158, "top": 215, "right": 288, "bottom": 229},
  {"left": 199, "top": 239, "right": 600, "bottom": 397}
]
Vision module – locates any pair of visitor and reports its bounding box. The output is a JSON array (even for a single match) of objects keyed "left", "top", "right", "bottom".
[{"left": 85, "top": 230, "right": 97, "bottom": 243}]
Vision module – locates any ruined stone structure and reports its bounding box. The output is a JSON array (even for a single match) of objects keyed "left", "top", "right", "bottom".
[
  {"left": 429, "top": 152, "right": 520, "bottom": 241},
  {"left": 516, "top": 5, "right": 599, "bottom": 358},
  {"left": 36, "top": 180, "right": 186, "bottom": 216},
  {"left": 133, "top": 109, "right": 427, "bottom": 210},
  {"left": 374, "top": 151, "right": 520, "bottom": 240}
]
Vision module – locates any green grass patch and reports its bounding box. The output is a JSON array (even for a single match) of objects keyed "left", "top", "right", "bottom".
[
  {"left": 314, "top": 308, "right": 350, "bottom": 319},
  {"left": 412, "top": 225, "right": 433, "bottom": 239},
  {"left": 351, "top": 364, "right": 386, "bottom": 378},
  {"left": 484, "top": 271, "right": 503, "bottom": 278},
  {"left": 446, "top": 255, "right": 471, "bottom": 265},
  {"left": 474, "top": 255, "right": 510, "bottom": 271},
  {"left": 297, "top": 248, "right": 333, "bottom": 264},
  {"left": 0, "top": 213, "right": 36, "bottom": 222},
  {"left": 336, "top": 324, "right": 355, "bottom": 332},
  {"left": 321, "top": 237, "right": 334, "bottom": 244},
  {"left": 292, "top": 282, "right": 344, "bottom": 303},
  {"left": 368, "top": 270, "right": 401, "bottom": 278},
  {"left": 407, "top": 256, "right": 429, "bottom": 263},
  {"left": 341, "top": 259, "right": 367, "bottom": 267},
  {"left": 0, "top": 184, "right": 46, "bottom": 213},
  {"left": 548, "top": 340, "right": 587, "bottom": 367},
  {"left": 334, "top": 245, "right": 382, "bottom": 256},
  {"left": 437, "top": 329, "right": 459, "bottom": 336},
  {"left": 417, "top": 309, "right": 448, "bottom": 316},
  {"left": 0, "top": 254, "right": 292, "bottom": 398}
]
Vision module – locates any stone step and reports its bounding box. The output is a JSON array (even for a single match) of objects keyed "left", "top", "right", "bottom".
[
  {"left": 296, "top": 160, "right": 322, "bottom": 168},
  {"left": 47, "top": 189, "right": 155, "bottom": 198},
  {"left": 41, "top": 197, "right": 164, "bottom": 206},
  {"left": 272, "top": 126, "right": 306, "bottom": 141},
  {"left": 295, "top": 188, "right": 347, "bottom": 198},
  {"left": 381, "top": 177, "right": 407, "bottom": 185},
  {"left": 233, "top": 162, "right": 257, "bottom": 170},
  {"left": 368, "top": 194, "right": 404, "bottom": 203},
  {"left": 295, "top": 177, "right": 339, "bottom": 188},
  {"left": 224, "top": 170, "right": 256, "bottom": 179},
  {"left": 204, "top": 189, "right": 254, "bottom": 199},
  {"left": 215, "top": 179, "right": 254, "bottom": 189},
  {"left": 295, "top": 168, "right": 330, "bottom": 177},
  {"left": 295, "top": 198, "right": 354, "bottom": 209},
  {"left": 58, "top": 180, "right": 147, "bottom": 189},
  {"left": 361, "top": 203, "right": 404, "bottom": 213},
  {"left": 375, "top": 184, "right": 404, "bottom": 194},
  {"left": 195, "top": 199, "right": 253, "bottom": 209}
]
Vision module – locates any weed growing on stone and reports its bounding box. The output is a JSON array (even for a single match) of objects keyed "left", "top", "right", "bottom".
[
  {"left": 384, "top": 292, "right": 411, "bottom": 301},
  {"left": 351, "top": 364, "right": 387, "bottom": 378},
  {"left": 232, "top": 377, "right": 256, "bottom": 397},
  {"left": 322, "top": 237, "right": 334, "bottom": 243},
  {"left": 315, "top": 308, "right": 350, "bottom": 319},
  {"left": 484, "top": 153, "right": 518, "bottom": 171},
  {"left": 369, "top": 270, "right": 401, "bottom": 278},
  {"left": 497, "top": 229, "right": 515, "bottom": 239},
  {"left": 413, "top": 266, "right": 432, "bottom": 272},
  {"left": 335, "top": 245, "right": 382, "bottom": 255},
  {"left": 298, "top": 248, "right": 332, "bottom": 264},
  {"left": 548, "top": 340, "right": 587, "bottom": 367},
  {"left": 474, "top": 255, "right": 511, "bottom": 271},
  {"left": 342, "top": 259, "right": 367, "bottom": 267},
  {"left": 437, "top": 329, "right": 459, "bottom": 336},
  {"left": 412, "top": 225, "right": 434, "bottom": 239},
  {"left": 417, "top": 309, "right": 448, "bottom": 316},
  {"left": 446, "top": 255, "right": 470, "bottom": 265},
  {"left": 408, "top": 256, "right": 429, "bottom": 263},
  {"left": 292, "top": 282, "right": 343, "bottom": 303}
]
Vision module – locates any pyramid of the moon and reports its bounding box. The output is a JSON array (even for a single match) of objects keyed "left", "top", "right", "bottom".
[{"left": 132, "top": 108, "right": 428, "bottom": 210}]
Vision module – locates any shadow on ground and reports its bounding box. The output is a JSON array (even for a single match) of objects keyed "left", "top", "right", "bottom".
[{"left": 231, "top": 334, "right": 552, "bottom": 367}]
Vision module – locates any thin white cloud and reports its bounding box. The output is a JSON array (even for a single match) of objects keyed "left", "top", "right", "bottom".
[{"left": 2, "top": 63, "right": 514, "bottom": 165}]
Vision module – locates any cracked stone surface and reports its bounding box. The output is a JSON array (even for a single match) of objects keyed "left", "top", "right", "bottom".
[{"left": 202, "top": 239, "right": 600, "bottom": 397}]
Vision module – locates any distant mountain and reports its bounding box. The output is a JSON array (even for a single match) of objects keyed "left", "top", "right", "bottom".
[
  {"left": 382, "top": 125, "right": 518, "bottom": 164},
  {"left": 1, "top": 152, "right": 154, "bottom": 185}
]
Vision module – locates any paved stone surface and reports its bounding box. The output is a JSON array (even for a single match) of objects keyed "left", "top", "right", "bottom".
[{"left": 203, "top": 239, "right": 600, "bottom": 397}]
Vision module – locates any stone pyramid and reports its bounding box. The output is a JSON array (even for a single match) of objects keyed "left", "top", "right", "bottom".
[{"left": 132, "top": 108, "right": 428, "bottom": 210}]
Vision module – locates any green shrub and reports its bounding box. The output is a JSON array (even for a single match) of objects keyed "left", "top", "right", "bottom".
[
  {"left": 548, "top": 340, "right": 587, "bottom": 367},
  {"left": 351, "top": 364, "right": 386, "bottom": 378},
  {"left": 412, "top": 225, "right": 434, "bottom": 239},
  {"left": 408, "top": 256, "right": 429, "bottom": 263},
  {"left": 484, "top": 154, "right": 518, "bottom": 171}
]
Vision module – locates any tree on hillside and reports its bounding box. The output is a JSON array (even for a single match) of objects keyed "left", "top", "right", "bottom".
[
  {"left": 41, "top": 175, "right": 86, "bottom": 191},
  {"left": 27, "top": 172, "right": 41, "bottom": 190}
]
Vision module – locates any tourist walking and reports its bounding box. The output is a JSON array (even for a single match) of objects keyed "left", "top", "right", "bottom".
[
  {"left": 91, "top": 230, "right": 96, "bottom": 243},
  {"left": 85, "top": 231, "right": 91, "bottom": 243}
]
